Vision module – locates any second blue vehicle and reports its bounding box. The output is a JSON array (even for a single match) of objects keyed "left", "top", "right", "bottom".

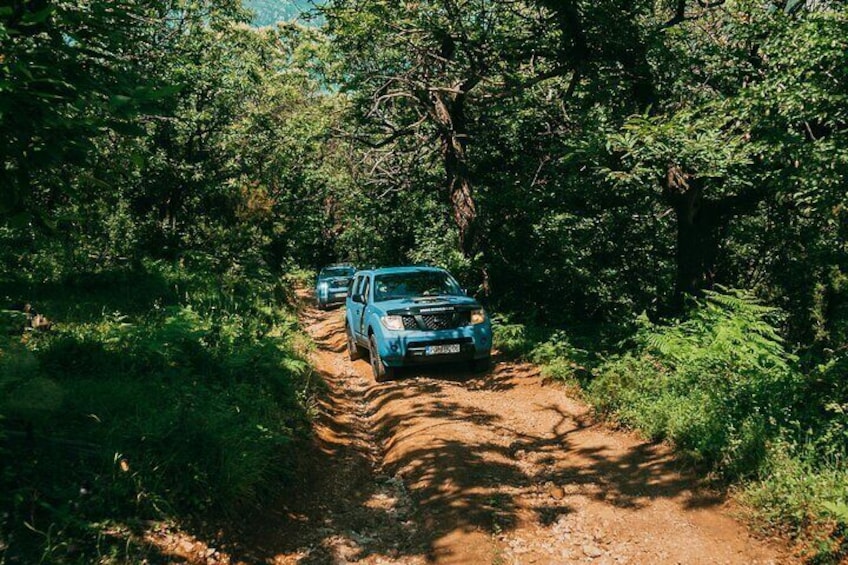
[
  {"left": 345, "top": 266, "right": 492, "bottom": 381},
  {"left": 315, "top": 264, "right": 357, "bottom": 309}
]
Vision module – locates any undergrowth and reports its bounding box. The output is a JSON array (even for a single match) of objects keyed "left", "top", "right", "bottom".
[
  {"left": 493, "top": 289, "right": 848, "bottom": 560},
  {"left": 0, "top": 259, "right": 318, "bottom": 563}
]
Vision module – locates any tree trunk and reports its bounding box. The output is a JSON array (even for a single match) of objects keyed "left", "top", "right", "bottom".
[
  {"left": 665, "top": 169, "right": 720, "bottom": 313},
  {"left": 430, "top": 88, "right": 491, "bottom": 293},
  {"left": 444, "top": 134, "right": 477, "bottom": 258},
  {"left": 663, "top": 166, "right": 771, "bottom": 314},
  {"left": 673, "top": 198, "right": 710, "bottom": 308},
  {"left": 432, "top": 91, "right": 478, "bottom": 259}
]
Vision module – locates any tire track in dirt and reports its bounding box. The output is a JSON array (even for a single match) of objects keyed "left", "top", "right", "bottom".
[{"left": 253, "top": 299, "right": 794, "bottom": 564}]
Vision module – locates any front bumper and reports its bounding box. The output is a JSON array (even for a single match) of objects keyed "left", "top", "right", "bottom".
[
  {"left": 375, "top": 323, "right": 492, "bottom": 368},
  {"left": 317, "top": 288, "right": 349, "bottom": 305}
]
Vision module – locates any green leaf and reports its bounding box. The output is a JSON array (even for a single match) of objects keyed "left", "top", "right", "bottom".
[
  {"left": 21, "top": 5, "right": 54, "bottom": 24},
  {"left": 823, "top": 501, "right": 848, "bottom": 523}
]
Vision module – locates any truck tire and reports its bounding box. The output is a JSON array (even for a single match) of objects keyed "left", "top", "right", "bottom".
[
  {"left": 347, "top": 324, "right": 363, "bottom": 361},
  {"left": 370, "top": 334, "right": 396, "bottom": 382}
]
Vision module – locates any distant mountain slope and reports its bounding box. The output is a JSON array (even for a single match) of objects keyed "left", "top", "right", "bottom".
[{"left": 244, "top": 0, "right": 320, "bottom": 26}]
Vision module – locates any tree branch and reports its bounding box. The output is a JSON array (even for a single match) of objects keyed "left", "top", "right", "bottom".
[
  {"left": 483, "top": 65, "right": 573, "bottom": 101},
  {"left": 662, "top": 0, "right": 688, "bottom": 28},
  {"left": 332, "top": 114, "right": 429, "bottom": 149}
]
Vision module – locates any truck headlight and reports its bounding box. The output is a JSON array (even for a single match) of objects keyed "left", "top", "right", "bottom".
[
  {"left": 317, "top": 282, "right": 328, "bottom": 296},
  {"left": 471, "top": 308, "right": 487, "bottom": 325},
  {"left": 381, "top": 315, "right": 405, "bottom": 331}
]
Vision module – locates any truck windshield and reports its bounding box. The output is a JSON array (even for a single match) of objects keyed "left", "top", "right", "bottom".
[
  {"left": 320, "top": 267, "right": 355, "bottom": 278},
  {"left": 374, "top": 271, "right": 463, "bottom": 301}
]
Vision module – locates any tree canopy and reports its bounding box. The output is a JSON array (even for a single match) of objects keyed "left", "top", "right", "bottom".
[{"left": 1, "top": 0, "right": 847, "bottom": 560}]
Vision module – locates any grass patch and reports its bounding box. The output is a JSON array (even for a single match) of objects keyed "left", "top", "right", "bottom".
[
  {"left": 740, "top": 441, "right": 848, "bottom": 562},
  {"left": 0, "top": 260, "right": 317, "bottom": 562}
]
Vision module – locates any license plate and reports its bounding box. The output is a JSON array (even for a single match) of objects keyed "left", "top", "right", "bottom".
[
  {"left": 425, "top": 344, "right": 461, "bottom": 355},
  {"left": 333, "top": 291, "right": 347, "bottom": 296}
]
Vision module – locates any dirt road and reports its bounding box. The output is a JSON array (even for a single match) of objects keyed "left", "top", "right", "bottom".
[{"left": 247, "top": 300, "right": 792, "bottom": 564}]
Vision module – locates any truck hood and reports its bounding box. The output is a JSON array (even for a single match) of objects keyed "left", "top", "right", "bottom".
[{"left": 379, "top": 295, "right": 480, "bottom": 315}]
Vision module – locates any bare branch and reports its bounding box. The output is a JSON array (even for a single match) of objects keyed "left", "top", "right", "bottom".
[
  {"left": 482, "top": 65, "right": 572, "bottom": 101},
  {"left": 332, "top": 113, "right": 430, "bottom": 149},
  {"left": 662, "top": 0, "right": 688, "bottom": 28}
]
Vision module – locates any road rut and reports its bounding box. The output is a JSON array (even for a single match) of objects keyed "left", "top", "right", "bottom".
[{"left": 259, "top": 300, "right": 791, "bottom": 564}]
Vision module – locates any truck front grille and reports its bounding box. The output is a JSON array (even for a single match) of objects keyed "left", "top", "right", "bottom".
[
  {"left": 400, "top": 312, "right": 471, "bottom": 331},
  {"left": 422, "top": 314, "right": 453, "bottom": 330}
]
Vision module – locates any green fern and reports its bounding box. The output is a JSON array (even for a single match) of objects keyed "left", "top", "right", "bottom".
[
  {"left": 591, "top": 287, "right": 802, "bottom": 476},
  {"left": 639, "top": 288, "right": 794, "bottom": 371},
  {"left": 823, "top": 500, "right": 848, "bottom": 524}
]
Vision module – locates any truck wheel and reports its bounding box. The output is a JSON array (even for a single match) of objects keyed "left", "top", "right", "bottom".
[
  {"left": 347, "top": 324, "right": 363, "bottom": 361},
  {"left": 369, "top": 335, "right": 395, "bottom": 382}
]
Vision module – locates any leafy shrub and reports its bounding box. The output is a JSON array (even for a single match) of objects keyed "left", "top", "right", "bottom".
[
  {"left": 35, "top": 314, "right": 307, "bottom": 505},
  {"left": 0, "top": 263, "right": 317, "bottom": 561},
  {"left": 589, "top": 289, "right": 802, "bottom": 476},
  {"left": 527, "top": 330, "right": 591, "bottom": 384},
  {"left": 741, "top": 440, "right": 848, "bottom": 558},
  {"left": 804, "top": 354, "right": 848, "bottom": 460},
  {"left": 493, "top": 317, "right": 595, "bottom": 385},
  {"left": 491, "top": 315, "right": 532, "bottom": 357},
  {"left": 580, "top": 290, "right": 848, "bottom": 556}
]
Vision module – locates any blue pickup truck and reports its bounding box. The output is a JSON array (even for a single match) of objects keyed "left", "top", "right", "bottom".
[
  {"left": 315, "top": 264, "right": 356, "bottom": 309},
  {"left": 345, "top": 266, "right": 492, "bottom": 381}
]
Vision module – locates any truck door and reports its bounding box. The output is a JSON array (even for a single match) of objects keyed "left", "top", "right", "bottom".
[
  {"left": 347, "top": 274, "right": 363, "bottom": 336},
  {"left": 357, "top": 276, "right": 370, "bottom": 338}
]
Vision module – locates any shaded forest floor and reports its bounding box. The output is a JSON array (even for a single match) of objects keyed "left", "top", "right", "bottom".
[
  {"left": 0, "top": 283, "right": 801, "bottom": 564},
  {"left": 223, "top": 296, "right": 794, "bottom": 564}
]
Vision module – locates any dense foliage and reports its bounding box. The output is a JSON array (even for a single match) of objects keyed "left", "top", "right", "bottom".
[
  {"left": 0, "top": 263, "right": 315, "bottom": 560},
  {"left": 1, "top": 0, "right": 331, "bottom": 560},
  {"left": 316, "top": 0, "right": 847, "bottom": 556},
  {"left": 1, "top": 0, "right": 847, "bottom": 560}
]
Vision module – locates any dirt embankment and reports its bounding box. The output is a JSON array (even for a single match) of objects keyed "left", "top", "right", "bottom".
[{"left": 177, "top": 299, "right": 791, "bottom": 565}]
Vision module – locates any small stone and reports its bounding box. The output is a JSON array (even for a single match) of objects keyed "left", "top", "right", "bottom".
[
  {"left": 178, "top": 540, "right": 194, "bottom": 553},
  {"left": 582, "top": 543, "right": 604, "bottom": 558},
  {"left": 548, "top": 485, "right": 565, "bottom": 499}
]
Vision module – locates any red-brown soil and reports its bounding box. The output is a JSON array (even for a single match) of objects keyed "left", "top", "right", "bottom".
[
  {"left": 149, "top": 298, "right": 794, "bottom": 564},
  {"left": 257, "top": 300, "right": 793, "bottom": 564}
]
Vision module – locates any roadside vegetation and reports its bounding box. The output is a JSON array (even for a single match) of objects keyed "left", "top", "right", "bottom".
[
  {"left": 2, "top": 0, "right": 847, "bottom": 562},
  {"left": 1, "top": 1, "right": 328, "bottom": 561},
  {"left": 493, "top": 292, "right": 848, "bottom": 559},
  {"left": 0, "top": 261, "right": 316, "bottom": 561}
]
